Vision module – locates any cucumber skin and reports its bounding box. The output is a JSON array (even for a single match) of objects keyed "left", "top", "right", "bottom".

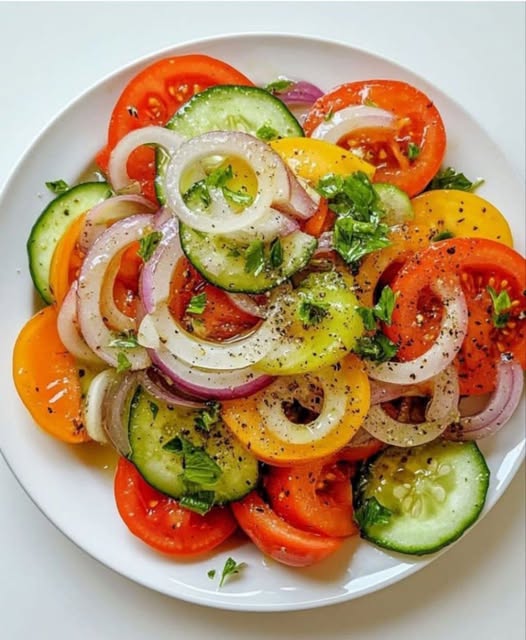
[
  {"left": 353, "top": 441, "right": 490, "bottom": 556},
  {"left": 27, "top": 182, "right": 112, "bottom": 304}
]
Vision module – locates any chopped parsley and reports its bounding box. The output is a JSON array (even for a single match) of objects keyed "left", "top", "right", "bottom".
[
  {"left": 407, "top": 142, "right": 420, "bottom": 161},
  {"left": 354, "top": 333, "right": 398, "bottom": 363},
  {"left": 206, "top": 164, "right": 233, "bottom": 188},
  {"left": 219, "top": 557, "right": 246, "bottom": 587},
  {"left": 354, "top": 497, "right": 392, "bottom": 529},
  {"left": 269, "top": 237, "right": 284, "bottom": 268},
  {"left": 256, "top": 123, "right": 280, "bottom": 141},
  {"left": 244, "top": 240, "right": 266, "bottom": 276},
  {"left": 372, "top": 285, "right": 398, "bottom": 325},
  {"left": 297, "top": 299, "right": 329, "bottom": 327},
  {"left": 137, "top": 230, "right": 163, "bottom": 262},
  {"left": 187, "top": 292, "right": 207, "bottom": 315},
  {"left": 431, "top": 230, "right": 455, "bottom": 242},
  {"left": 179, "top": 491, "right": 216, "bottom": 516},
  {"left": 183, "top": 180, "right": 212, "bottom": 208},
  {"left": 487, "top": 286, "right": 512, "bottom": 328},
  {"left": 162, "top": 436, "right": 222, "bottom": 486},
  {"left": 207, "top": 569, "right": 216, "bottom": 580},
  {"left": 194, "top": 401, "right": 221, "bottom": 432},
  {"left": 116, "top": 351, "right": 132, "bottom": 373},
  {"left": 264, "top": 78, "right": 294, "bottom": 94},
  {"left": 426, "top": 167, "right": 484, "bottom": 192},
  {"left": 183, "top": 164, "right": 253, "bottom": 209},
  {"left": 108, "top": 331, "right": 139, "bottom": 349},
  {"left": 222, "top": 186, "right": 254, "bottom": 206},
  {"left": 46, "top": 179, "right": 69, "bottom": 195}
]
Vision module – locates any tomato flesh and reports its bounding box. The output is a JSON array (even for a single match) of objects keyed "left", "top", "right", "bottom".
[{"left": 114, "top": 458, "right": 237, "bottom": 556}]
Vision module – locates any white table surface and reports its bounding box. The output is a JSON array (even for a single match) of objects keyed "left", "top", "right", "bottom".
[{"left": 1, "top": 1, "right": 524, "bottom": 638}]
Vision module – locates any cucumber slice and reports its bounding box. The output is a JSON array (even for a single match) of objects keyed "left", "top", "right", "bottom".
[
  {"left": 155, "top": 85, "right": 303, "bottom": 203},
  {"left": 128, "top": 387, "right": 259, "bottom": 504},
  {"left": 27, "top": 182, "right": 112, "bottom": 303},
  {"left": 354, "top": 440, "right": 489, "bottom": 555},
  {"left": 180, "top": 224, "right": 317, "bottom": 293},
  {"left": 374, "top": 183, "right": 414, "bottom": 225}
]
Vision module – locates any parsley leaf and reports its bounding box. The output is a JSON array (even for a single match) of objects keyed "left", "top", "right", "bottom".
[
  {"left": 116, "top": 351, "right": 132, "bottom": 373},
  {"left": 194, "top": 401, "right": 221, "bottom": 432},
  {"left": 431, "top": 230, "right": 455, "bottom": 242},
  {"left": 257, "top": 124, "right": 280, "bottom": 141},
  {"left": 219, "top": 557, "right": 246, "bottom": 587},
  {"left": 354, "top": 497, "right": 392, "bottom": 529},
  {"left": 207, "top": 569, "right": 216, "bottom": 580},
  {"left": 137, "top": 230, "right": 163, "bottom": 262},
  {"left": 487, "top": 286, "right": 512, "bottom": 328},
  {"left": 222, "top": 186, "right": 254, "bottom": 206},
  {"left": 183, "top": 179, "right": 212, "bottom": 208},
  {"left": 46, "top": 179, "right": 69, "bottom": 195},
  {"left": 333, "top": 216, "right": 390, "bottom": 263},
  {"left": 108, "top": 331, "right": 139, "bottom": 349},
  {"left": 244, "top": 240, "right": 266, "bottom": 276},
  {"left": 264, "top": 78, "right": 294, "bottom": 94},
  {"left": 354, "top": 333, "right": 398, "bottom": 362},
  {"left": 179, "top": 491, "right": 216, "bottom": 516},
  {"left": 149, "top": 401, "right": 159, "bottom": 421},
  {"left": 427, "top": 167, "right": 484, "bottom": 192},
  {"left": 187, "top": 292, "right": 207, "bottom": 315},
  {"left": 372, "top": 286, "right": 398, "bottom": 325},
  {"left": 298, "top": 299, "right": 329, "bottom": 327},
  {"left": 206, "top": 164, "right": 233, "bottom": 188},
  {"left": 162, "top": 437, "right": 222, "bottom": 486},
  {"left": 269, "top": 238, "right": 284, "bottom": 268},
  {"left": 407, "top": 142, "right": 420, "bottom": 161}
]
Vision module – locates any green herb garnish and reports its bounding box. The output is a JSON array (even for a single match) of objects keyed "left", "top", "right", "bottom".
[
  {"left": 182, "top": 180, "right": 212, "bottom": 208},
  {"left": 354, "top": 333, "right": 398, "bottom": 362},
  {"left": 407, "top": 142, "right": 420, "bottom": 161},
  {"left": 207, "top": 569, "right": 216, "bottom": 580},
  {"left": 162, "top": 437, "right": 222, "bottom": 486},
  {"left": 297, "top": 299, "right": 329, "bottom": 327},
  {"left": 487, "top": 286, "right": 512, "bottom": 328},
  {"left": 257, "top": 124, "right": 280, "bottom": 141},
  {"left": 194, "top": 401, "right": 221, "bottom": 432},
  {"left": 187, "top": 292, "right": 207, "bottom": 315},
  {"left": 137, "top": 230, "right": 163, "bottom": 262},
  {"left": 427, "top": 167, "right": 484, "bottom": 192},
  {"left": 116, "top": 351, "right": 132, "bottom": 373},
  {"left": 46, "top": 179, "right": 69, "bottom": 195},
  {"left": 357, "top": 287, "right": 397, "bottom": 331},
  {"left": 244, "top": 240, "right": 266, "bottom": 276},
  {"left": 219, "top": 557, "right": 246, "bottom": 587},
  {"left": 354, "top": 497, "right": 392, "bottom": 529},
  {"left": 108, "top": 331, "right": 139, "bottom": 349},
  {"left": 179, "top": 491, "right": 216, "bottom": 516},
  {"left": 264, "top": 79, "right": 294, "bottom": 94},
  {"left": 222, "top": 186, "right": 254, "bottom": 206},
  {"left": 431, "top": 230, "right": 455, "bottom": 242},
  {"left": 269, "top": 237, "right": 284, "bottom": 268},
  {"left": 149, "top": 401, "right": 159, "bottom": 421}
]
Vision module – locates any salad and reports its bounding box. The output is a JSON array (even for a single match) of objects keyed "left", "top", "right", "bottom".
[{"left": 12, "top": 53, "right": 525, "bottom": 574}]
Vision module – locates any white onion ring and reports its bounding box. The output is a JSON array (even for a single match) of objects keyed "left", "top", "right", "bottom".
[
  {"left": 99, "top": 253, "right": 136, "bottom": 333},
  {"left": 367, "top": 279, "right": 468, "bottom": 384},
  {"left": 80, "top": 195, "right": 156, "bottom": 251},
  {"left": 363, "top": 365, "right": 460, "bottom": 447},
  {"left": 369, "top": 379, "right": 424, "bottom": 405},
  {"left": 311, "top": 105, "right": 396, "bottom": 144},
  {"left": 139, "top": 218, "right": 285, "bottom": 370},
  {"left": 100, "top": 372, "right": 139, "bottom": 455},
  {"left": 150, "top": 348, "right": 274, "bottom": 400},
  {"left": 163, "top": 130, "right": 291, "bottom": 234},
  {"left": 77, "top": 214, "right": 153, "bottom": 370},
  {"left": 222, "top": 209, "right": 299, "bottom": 243},
  {"left": 108, "top": 126, "right": 185, "bottom": 191},
  {"left": 226, "top": 293, "right": 269, "bottom": 319},
  {"left": 137, "top": 369, "right": 205, "bottom": 408},
  {"left": 445, "top": 358, "right": 524, "bottom": 440},
  {"left": 83, "top": 369, "right": 119, "bottom": 443},
  {"left": 57, "top": 282, "right": 105, "bottom": 366}
]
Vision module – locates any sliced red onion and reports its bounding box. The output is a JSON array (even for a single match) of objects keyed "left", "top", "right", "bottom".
[
  {"left": 224, "top": 209, "right": 299, "bottom": 243},
  {"left": 57, "top": 281, "right": 105, "bottom": 366},
  {"left": 274, "top": 80, "right": 324, "bottom": 105},
  {"left": 363, "top": 366, "right": 460, "bottom": 447},
  {"left": 100, "top": 372, "right": 139, "bottom": 456},
  {"left": 77, "top": 214, "right": 154, "bottom": 370},
  {"left": 311, "top": 105, "right": 396, "bottom": 145},
  {"left": 272, "top": 169, "right": 318, "bottom": 221},
  {"left": 153, "top": 206, "right": 172, "bottom": 229},
  {"left": 445, "top": 359, "right": 524, "bottom": 441},
  {"left": 226, "top": 293, "right": 269, "bottom": 319},
  {"left": 80, "top": 195, "right": 156, "bottom": 252},
  {"left": 367, "top": 279, "right": 468, "bottom": 385},
  {"left": 83, "top": 369, "right": 120, "bottom": 444},
  {"left": 99, "top": 255, "right": 135, "bottom": 333},
  {"left": 369, "top": 379, "right": 423, "bottom": 405},
  {"left": 163, "top": 130, "right": 291, "bottom": 234},
  {"left": 109, "top": 125, "right": 185, "bottom": 191},
  {"left": 138, "top": 217, "right": 285, "bottom": 370},
  {"left": 151, "top": 348, "right": 274, "bottom": 400},
  {"left": 315, "top": 231, "right": 334, "bottom": 253},
  {"left": 136, "top": 369, "right": 205, "bottom": 408}
]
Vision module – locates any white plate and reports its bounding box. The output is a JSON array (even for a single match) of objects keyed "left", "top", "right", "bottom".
[{"left": 0, "top": 33, "right": 524, "bottom": 612}]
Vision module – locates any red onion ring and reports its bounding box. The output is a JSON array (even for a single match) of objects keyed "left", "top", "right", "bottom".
[
  {"left": 136, "top": 369, "right": 205, "bottom": 408},
  {"left": 369, "top": 379, "right": 423, "bottom": 405},
  {"left": 100, "top": 372, "right": 139, "bottom": 456},
  {"left": 445, "top": 358, "right": 524, "bottom": 440},
  {"left": 273, "top": 80, "right": 324, "bottom": 105},
  {"left": 225, "top": 293, "right": 269, "bottom": 319}
]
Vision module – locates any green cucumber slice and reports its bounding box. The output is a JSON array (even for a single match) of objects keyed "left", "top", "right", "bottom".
[
  {"left": 354, "top": 440, "right": 490, "bottom": 555},
  {"left": 155, "top": 85, "right": 303, "bottom": 203},
  {"left": 374, "top": 183, "right": 414, "bottom": 225},
  {"left": 27, "top": 182, "right": 112, "bottom": 303},
  {"left": 128, "top": 387, "right": 259, "bottom": 504},
  {"left": 180, "top": 224, "right": 317, "bottom": 293}
]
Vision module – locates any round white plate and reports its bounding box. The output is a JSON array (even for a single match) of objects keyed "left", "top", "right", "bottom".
[{"left": 0, "top": 34, "right": 524, "bottom": 612}]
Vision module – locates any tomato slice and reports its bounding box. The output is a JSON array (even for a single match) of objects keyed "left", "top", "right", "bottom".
[
  {"left": 385, "top": 238, "right": 526, "bottom": 395},
  {"left": 303, "top": 80, "right": 446, "bottom": 197},
  {"left": 231, "top": 492, "right": 343, "bottom": 567},
  {"left": 169, "top": 257, "right": 259, "bottom": 341},
  {"left": 49, "top": 213, "right": 86, "bottom": 307},
  {"left": 264, "top": 454, "right": 359, "bottom": 537},
  {"left": 114, "top": 458, "right": 237, "bottom": 556},
  {"left": 12, "top": 306, "right": 88, "bottom": 443},
  {"left": 97, "top": 55, "right": 253, "bottom": 202}
]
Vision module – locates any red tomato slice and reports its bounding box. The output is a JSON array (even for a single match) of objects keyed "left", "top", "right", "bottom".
[
  {"left": 264, "top": 454, "right": 359, "bottom": 537},
  {"left": 169, "top": 257, "right": 259, "bottom": 341},
  {"left": 231, "top": 492, "right": 343, "bottom": 567},
  {"left": 97, "top": 55, "right": 253, "bottom": 202},
  {"left": 114, "top": 458, "right": 237, "bottom": 556},
  {"left": 303, "top": 80, "right": 446, "bottom": 197},
  {"left": 385, "top": 238, "right": 526, "bottom": 395}
]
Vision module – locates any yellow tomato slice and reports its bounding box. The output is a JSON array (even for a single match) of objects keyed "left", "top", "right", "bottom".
[
  {"left": 270, "top": 137, "right": 375, "bottom": 185},
  {"left": 221, "top": 355, "right": 370, "bottom": 465},
  {"left": 49, "top": 212, "right": 86, "bottom": 306},
  {"left": 411, "top": 189, "right": 513, "bottom": 247}
]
